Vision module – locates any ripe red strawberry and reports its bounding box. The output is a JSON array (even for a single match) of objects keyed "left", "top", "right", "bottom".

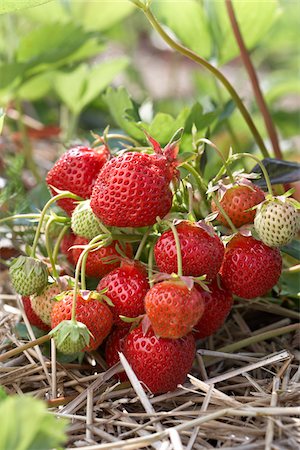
[
  {"left": 211, "top": 183, "right": 265, "bottom": 228},
  {"left": 90, "top": 137, "right": 179, "bottom": 227},
  {"left": 105, "top": 328, "right": 129, "bottom": 381},
  {"left": 60, "top": 231, "right": 76, "bottom": 265},
  {"left": 97, "top": 260, "right": 149, "bottom": 327},
  {"left": 220, "top": 234, "right": 282, "bottom": 299},
  {"left": 123, "top": 325, "right": 195, "bottom": 394},
  {"left": 72, "top": 236, "right": 132, "bottom": 278},
  {"left": 144, "top": 280, "right": 205, "bottom": 339},
  {"left": 154, "top": 221, "right": 224, "bottom": 279},
  {"left": 193, "top": 277, "right": 233, "bottom": 340},
  {"left": 22, "top": 296, "right": 50, "bottom": 332},
  {"left": 51, "top": 291, "right": 113, "bottom": 352},
  {"left": 46, "top": 145, "right": 109, "bottom": 216}
]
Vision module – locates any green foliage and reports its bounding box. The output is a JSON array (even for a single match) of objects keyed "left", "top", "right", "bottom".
[
  {"left": 0, "top": 396, "right": 68, "bottom": 450},
  {"left": 54, "top": 58, "right": 128, "bottom": 115},
  {"left": 0, "top": 155, "right": 29, "bottom": 215},
  {"left": 0, "top": 0, "right": 54, "bottom": 15},
  {"left": 152, "top": 0, "right": 280, "bottom": 64}
]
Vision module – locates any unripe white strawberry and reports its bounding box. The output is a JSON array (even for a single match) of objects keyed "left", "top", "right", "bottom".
[
  {"left": 71, "top": 200, "right": 103, "bottom": 239},
  {"left": 31, "top": 276, "right": 74, "bottom": 326},
  {"left": 254, "top": 198, "right": 300, "bottom": 247}
]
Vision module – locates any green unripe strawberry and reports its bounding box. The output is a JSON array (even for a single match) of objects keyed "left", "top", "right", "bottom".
[
  {"left": 9, "top": 256, "right": 48, "bottom": 296},
  {"left": 50, "top": 320, "right": 90, "bottom": 354},
  {"left": 254, "top": 197, "right": 300, "bottom": 247},
  {"left": 71, "top": 200, "right": 103, "bottom": 239}
]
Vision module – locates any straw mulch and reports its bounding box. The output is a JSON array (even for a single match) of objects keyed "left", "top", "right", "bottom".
[{"left": 0, "top": 292, "right": 299, "bottom": 450}]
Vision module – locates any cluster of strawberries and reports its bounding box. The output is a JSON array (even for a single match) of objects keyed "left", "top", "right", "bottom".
[{"left": 8, "top": 134, "right": 299, "bottom": 394}]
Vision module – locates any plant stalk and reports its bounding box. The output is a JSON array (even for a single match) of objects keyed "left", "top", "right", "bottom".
[
  {"left": 225, "top": 0, "right": 282, "bottom": 160},
  {"left": 136, "top": 3, "right": 270, "bottom": 158}
]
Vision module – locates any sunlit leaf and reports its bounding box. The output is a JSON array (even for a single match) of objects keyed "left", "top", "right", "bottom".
[
  {"left": 103, "top": 87, "right": 145, "bottom": 141},
  {"left": 0, "top": 396, "right": 68, "bottom": 450},
  {"left": 152, "top": 0, "right": 211, "bottom": 58},
  {"left": 0, "top": 0, "right": 54, "bottom": 14},
  {"left": 0, "top": 109, "right": 5, "bottom": 134},
  {"left": 54, "top": 58, "right": 128, "bottom": 115}
]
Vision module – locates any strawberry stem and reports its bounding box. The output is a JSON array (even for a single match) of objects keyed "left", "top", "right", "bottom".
[
  {"left": 229, "top": 153, "right": 273, "bottom": 196},
  {"left": 135, "top": 2, "right": 270, "bottom": 159},
  {"left": 30, "top": 192, "right": 82, "bottom": 258},
  {"left": 134, "top": 228, "right": 152, "bottom": 261},
  {"left": 80, "top": 236, "right": 109, "bottom": 291},
  {"left": 52, "top": 225, "right": 70, "bottom": 265},
  {"left": 0, "top": 213, "right": 42, "bottom": 225},
  {"left": 197, "top": 138, "right": 235, "bottom": 185},
  {"left": 45, "top": 217, "right": 59, "bottom": 279},
  {"left": 168, "top": 222, "right": 183, "bottom": 277},
  {"left": 210, "top": 191, "right": 238, "bottom": 234},
  {"left": 148, "top": 244, "right": 155, "bottom": 288}
]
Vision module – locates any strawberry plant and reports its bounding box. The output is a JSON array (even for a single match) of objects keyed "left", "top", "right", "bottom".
[{"left": 0, "top": 1, "right": 299, "bottom": 449}]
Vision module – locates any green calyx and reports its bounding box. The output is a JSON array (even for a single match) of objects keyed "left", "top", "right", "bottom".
[
  {"left": 49, "top": 320, "right": 91, "bottom": 354},
  {"left": 9, "top": 256, "right": 48, "bottom": 296},
  {"left": 71, "top": 200, "right": 104, "bottom": 239}
]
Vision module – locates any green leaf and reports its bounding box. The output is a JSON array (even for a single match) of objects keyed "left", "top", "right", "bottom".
[
  {"left": 0, "top": 0, "right": 54, "bottom": 14},
  {"left": 252, "top": 158, "right": 300, "bottom": 188},
  {"left": 17, "top": 22, "right": 94, "bottom": 70},
  {"left": 141, "top": 108, "right": 189, "bottom": 145},
  {"left": 103, "top": 87, "right": 145, "bottom": 141},
  {"left": 72, "top": 0, "right": 135, "bottom": 31},
  {"left": 0, "top": 396, "right": 67, "bottom": 450},
  {"left": 215, "top": 0, "right": 281, "bottom": 64},
  {"left": 18, "top": 72, "right": 53, "bottom": 101},
  {"left": 54, "top": 58, "right": 128, "bottom": 115},
  {"left": 281, "top": 240, "right": 300, "bottom": 261},
  {"left": 152, "top": 0, "right": 211, "bottom": 58}
]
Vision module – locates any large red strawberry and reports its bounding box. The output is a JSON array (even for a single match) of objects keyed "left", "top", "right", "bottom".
[
  {"left": 220, "top": 234, "right": 282, "bottom": 299},
  {"left": 193, "top": 277, "right": 233, "bottom": 340},
  {"left": 211, "top": 182, "right": 265, "bottom": 228},
  {"left": 22, "top": 296, "right": 50, "bottom": 332},
  {"left": 97, "top": 260, "right": 149, "bottom": 327},
  {"left": 51, "top": 291, "right": 113, "bottom": 352},
  {"left": 72, "top": 236, "right": 132, "bottom": 278},
  {"left": 105, "top": 327, "right": 129, "bottom": 382},
  {"left": 46, "top": 145, "right": 109, "bottom": 216},
  {"left": 60, "top": 231, "right": 76, "bottom": 265},
  {"left": 154, "top": 221, "right": 224, "bottom": 279},
  {"left": 123, "top": 325, "right": 195, "bottom": 394},
  {"left": 90, "top": 136, "right": 179, "bottom": 227},
  {"left": 144, "top": 280, "right": 205, "bottom": 339}
]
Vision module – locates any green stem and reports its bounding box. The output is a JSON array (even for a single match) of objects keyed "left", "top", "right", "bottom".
[
  {"left": 53, "top": 226, "right": 70, "bottom": 265},
  {"left": 0, "top": 213, "right": 42, "bottom": 225},
  {"left": 229, "top": 153, "right": 273, "bottom": 196},
  {"left": 80, "top": 236, "right": 108, "bottom": 291},
  {"left": 30, "top": 192, "right": 82, "bottom": 258},
  {"left": 211, "top": 191, "right": 238, "bottom": 234},
  {"left": 148, "top": 244, "right": 154, "bottom": 288},
  {"left": 106, "top": 134, "right": 139, "bottom": 146},
  {"left": 182, "top": 163, "right": 210, "bottom": 212},
  {"left": 183, "top": 162, "right": 237, "bottom": 232},
  {"left": 134, "top": 228, "right": 152, "bottom": 261},
  {"left": 45, "top": 217, "right": 59, "bottom": 278},
  {"left": 198, "top": 138, "right": 235, "bottom": 185},
  {"left": 168, "top": 222, "right": 183, "bottom": 277},
  {"left": 136, "top": 3, "right": 270, "bottom": 158}
]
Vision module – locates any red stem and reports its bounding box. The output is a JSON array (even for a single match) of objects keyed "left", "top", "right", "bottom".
[{"left": 225, "top": 0, "right": 282, "bottom": 160}]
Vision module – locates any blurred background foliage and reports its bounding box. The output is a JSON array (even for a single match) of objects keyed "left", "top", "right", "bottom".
[{"left": 0, "top": 0, "right": 299, "bottom": 215}]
